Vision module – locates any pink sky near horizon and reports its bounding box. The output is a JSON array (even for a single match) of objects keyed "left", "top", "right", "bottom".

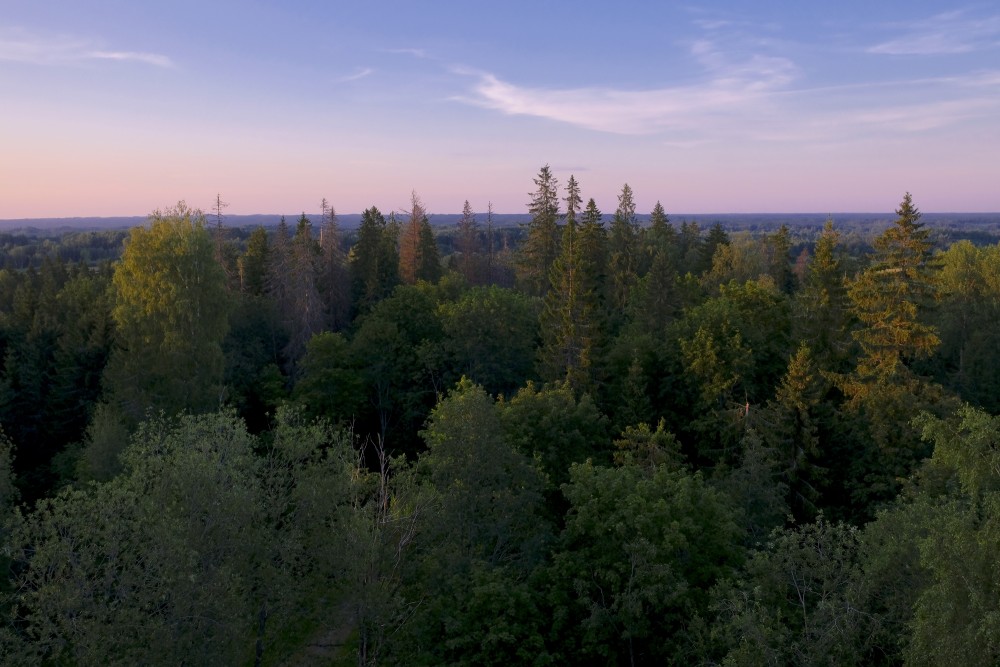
[{"left": 2, "top": 2, "right": 999, "bottom": 219}]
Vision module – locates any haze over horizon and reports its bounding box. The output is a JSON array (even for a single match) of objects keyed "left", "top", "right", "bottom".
[{"left": 2, "top": 1, "right": 999, "bottom": 219}]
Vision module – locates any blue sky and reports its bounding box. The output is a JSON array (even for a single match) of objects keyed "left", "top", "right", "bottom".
[{"left": 2, "top": 1, "right": 999, "bottom": 217}]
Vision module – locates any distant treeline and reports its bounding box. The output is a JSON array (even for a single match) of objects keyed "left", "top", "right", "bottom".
[
  {"left": 2, "top": 211, "right": 999, "bottom": 271},
  {"left": 4, "top": 210, "right": 1000, "bottom": 232}
]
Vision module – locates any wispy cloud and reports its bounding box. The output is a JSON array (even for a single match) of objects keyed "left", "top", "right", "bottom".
[
  {"left": 451, "top": 41, "right": 797, "bottom": 135},
  {"left": 0, "top": 27, "right": 173, "bottom": 67},
  {"left": 846, "top": 98, "right": 999, "bottom": 132},
  {"left": 384, "top": 47, "right": 427, "bottom": 59},
  {"left": 768, "top": 72, "right": 1000, "bottom": 143},
  {"left": 692, "top": 19, "right": 733, "bottom": 31},
  {"left": 336, "top": 66, "right": 373, "bottom": 83},
  {"left": 453, "top": 48, "right": 1000, "bottom": 145},
  {"left": 868, "top": 10, "right": 1000, "bottom": 55},
  {"left": 88, "top": 50, "right": 173, "bottom": 68}
]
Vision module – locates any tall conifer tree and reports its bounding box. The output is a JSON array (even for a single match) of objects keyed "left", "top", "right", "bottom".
[
  {"left": 539, "top": 176, "right": 601, "bottom": 391},
  {"left": 836, "top": 193, "right": 950, "bottom": 507},
  {"left": 319, "top": 200, "right": 350, "bottom": 331},
  {"left": 608, "top": 183, "right": 639, "bottom": 315},
  {"left": 640, "top": 202, "right": 681, "bottom": 332},
  {"left": 794, "top": 220, "right": 852, "bottom": 371},
  {"left": 457, "top": 200, "right": 479, "bottom": 284},
  {"left": 518, "top": 165, "right": 561, "bottom": 297},
  {"left": 350, "top": 206, "right": 399, "bottom": 315}
]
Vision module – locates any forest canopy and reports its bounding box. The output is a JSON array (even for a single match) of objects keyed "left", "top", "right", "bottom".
[{"left": 2, "top": 177, "right": 1000, "bottom": 665}]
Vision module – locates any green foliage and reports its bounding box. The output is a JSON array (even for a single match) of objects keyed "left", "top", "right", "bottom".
[
  {"left": 859, "top": 406, "right": 1000, "bottom": 666},
  {"left": 608, "top": 183, "right": 639, "bottom": 317},
  {"left": 12, "top": 413, "right": 249, "bottom": 661},
  {"left": 716, "top": 427, "right": 789, "bottom": 545},
  {"left": 929, "top": 240, "right": 1000, "bottom": 411},
  {"left": 704, "top": 226, "right": 795, "bottom": 295},
  {"left": 371, "top": 380, "right": 551, "bottom": 665},
  {"left": 613, "top": 419, "right": 683, "bottom": 471},
  {"left": 675, "top": 221, "right": 705, "bottom": 275},
  {"left": 274, "top": 214, "right": 325, "bottom": 361},
  {"left": 0, "top": 260, "right": 114, "bottom": 496},
  {"left": 399, "top": 192, "right": 442, "bottom": 285},
  {"left": 539, "top": 188, "right": 607, "bottom": 391},
  {"left": 350, "top": 285, "right": 444, "bottom": 452},
  {"left": 548, "top": 461, "right": 741, "bottom": 664},
  {"left": 752, "top": 344, "right": 827, "bottom": 518},
  {"left": 439, "top": 286, "right": 539, "bottom": 396},
  {"left": 702, "top": 222, "right": 730, "bottom": 275},
  {"left": 637, "top": 202, "right": 683, "bottom": 333},
  {"left": 499, "top": 381, "right": 609, "bottom": 490},
  {"left": 318, "top": 205, "right": 352, "bottom": 332},
  {"left": 415, "top": 379, "right": 547, "bottom": 564},
  {"left": 222, "top": 295, "right": 287, "bottom": 431},
  {"left": 293, "top": 331, "right": 364, "bottom": 423},
  {"left": 716, "top": 518, "right": 873, "bottom": 666},
  {"left": 674, "top": 279, "right": 791, "bottom": 460},
  {"left": 518, "top": 165, "right": 561, "bottom": 297},
  {"left": 75, "top": 401, "right": 130, "bottom": 482},
  {"left": 456, "top": 199, "right": 481, "bottom": 284},
  {"left": 905, "top": 495, "right": 1000, "bottom": 666},
  {"left": 844, "top": 193, "right": 939, "bottom": 389},
  {"left": 6, "top": 181, "right": 1000, "bottom": 664},
  {"left": 604, "top": 348, "right": 655, "bottom": 432},
  {"left": 794, "top": 220, "right": 853, "bottom": 372},
  {"left": 703, "top": 232, "right": 772, "bottom": 288},
  {"left": 834, "top": 194, "right": 955, "bottom": 507},
  {"left": 3, "top": 409, "right": 359, "bottom": 665},
  {"left": 767, "top": 224, "right": 796, "bottom": 294},
  {"left": 239, "top": 225, "right": 270, "bottom": 296},
  {"left": 350, "top": 206, "right": 400, "bottom": 315},
  {"left": 105, "top": 202, "right": 230, "bottom": 418},
  {"left": 0, "top": 428, "right": 17, "bottom": 513}
]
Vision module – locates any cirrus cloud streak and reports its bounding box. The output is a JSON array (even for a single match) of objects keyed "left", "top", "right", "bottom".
[
  {"left": 868, "top": 10, "right": 1000, "bottom": 55},
  {"left": 453, "top": 60, "right": 1000, "bottom": 146},
  {"left": 452, "top": 45, "right": 797, "bottom": 135},
  {"left": 0, "top": 28, "right": 172, "bottom": 67}
]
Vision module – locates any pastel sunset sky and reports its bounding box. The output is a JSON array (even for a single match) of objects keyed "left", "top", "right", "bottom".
[{"left": 2, "top": 1, "right": 999, "bottom": 218}]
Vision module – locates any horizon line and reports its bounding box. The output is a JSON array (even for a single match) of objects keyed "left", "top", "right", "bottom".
[{"left": 4, "top": 210, "right": 1000, "bottom": 223}]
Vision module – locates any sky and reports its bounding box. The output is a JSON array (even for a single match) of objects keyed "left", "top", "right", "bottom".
[{"left": 1, "top": 1, "right": 999, "bottom": 218}]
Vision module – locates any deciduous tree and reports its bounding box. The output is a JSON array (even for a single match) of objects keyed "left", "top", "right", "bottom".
[{"left": 104, "top": 202, "right": 230, "bottom": 418}]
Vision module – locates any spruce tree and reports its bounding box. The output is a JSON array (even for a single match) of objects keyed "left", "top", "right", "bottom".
[
  {"left": 794, "top": 219, "right": 852, "bottom": 372},
  {"left": 836, "top": 193, "right": 951, "bottom": 508},
  {"left": 758, "top": 344, "right": 826, "bottom": 518},
  {"left": 239, "top": 226, "right": 270, "bottom": 297},
  {"left": 701, "top": 222, "right": 730, "bottom": 277},
  {"left": 539, "top": 177, "right": 600, "bottom": 391},
  {"left": 640, "top": 202, "right": 681, "bottom": 332},
  {"left": 517, "top": 165, "right": 561, "bottom": 297},
  {"left": 643, "top": 201, "right": 675, "bottom": 270},
  {"left": 399, "top": 191, "right": 427, "bottom": 285},
  {"left": 457, "top": 200, "right": 479, "bottom": 284},
  {"left": 415, "top": 215, "right": 441, "bottom": 283},
  {"left": 282, "top": 214, "right": 324, "bottom": 361},
  {"left": 318, "top": 201, "right": 350, "bottom": 331},
  {"left": 608, "top": 183, "right": 639, "bottom": 315},
  {"left": 350, "top": 206, "right": 399, "bottom": 316},
  {"left": 846, "top": 193, "right": 939, "bottom": 391},
  {"left": 767, "top": 224, "right": 796, "bottom": 294},
  {"left": 677, "top": 221, "right": 703, "bottom": 276}
]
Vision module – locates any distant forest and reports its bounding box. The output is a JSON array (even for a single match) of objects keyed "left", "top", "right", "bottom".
[{"left": 2, "top": 167, "right": 1000, "bottom": 664}]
